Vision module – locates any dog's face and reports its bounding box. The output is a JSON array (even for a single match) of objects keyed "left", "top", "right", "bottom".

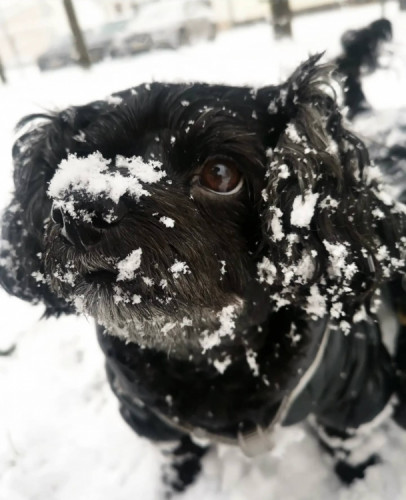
[
  {"left": 1, "top": 56, "right": 406, "bottom": 363},
  {"left": 43, "top": 81, "right": 274, "bottom": 355}
]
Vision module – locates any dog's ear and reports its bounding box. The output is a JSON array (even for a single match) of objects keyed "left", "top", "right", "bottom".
[
  {"left": 0, "top": 103, "right": 106, "bottom": 316},
  {"left": 256, "top": 56, "right": 406, "bottom": 325}
]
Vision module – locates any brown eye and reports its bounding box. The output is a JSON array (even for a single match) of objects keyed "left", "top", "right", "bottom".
[{"left": 199, "top": 158, "right": 243, "bottom": 194}]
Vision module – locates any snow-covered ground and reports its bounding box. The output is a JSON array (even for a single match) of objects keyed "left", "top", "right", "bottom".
[{"left": 1, "top": 2, "right": 406, "bottom": 499}]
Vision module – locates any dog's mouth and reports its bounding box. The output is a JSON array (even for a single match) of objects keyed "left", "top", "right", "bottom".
[{"left": 45, "top": 226, "right": 249, "bottom": 350}]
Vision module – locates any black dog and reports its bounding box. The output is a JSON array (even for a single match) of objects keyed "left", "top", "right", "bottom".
[
  {"left": 335, "top": 18, "right": 392, "bottom": 118},
  {"left": 1, "top": 55, "right": 406, "bottom": 491}
]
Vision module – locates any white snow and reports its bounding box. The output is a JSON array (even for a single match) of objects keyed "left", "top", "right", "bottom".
[
  {"left": 180, "top": 317, "right": 193, "bottom": 328},
  {"left": 285, "top": 123, "right": 303, "bottom": 144},
  {"left": 216, "top": 305, "right": 238, "bottom": 338},
  {"left": 257, "top": 256, "right": 278, "bottom": 285},
  {"left": 159, "top": 216, "right": 175, "bottom": 228},
  {"left": 116, "top": 155, "right": 166, "bottom": 184},
  {"left": 2, "top": 2, "right": 406, "bottom": 499},
  {"left": 220, "top": 260, "right": 227, "bottom": 277},
  {"left": 319, "top": 195, "right": 339, "bottom": 210},
  {"left": 48, "top": 152, "right": 166, "bottom": 218},
  {"left": 305, "top": 284, "right": 327, "bottom": 320},
  {"left": 116, "top": 248, "right": 143, "bottom": 281},
  {"left": 278, "top": 163, "right": 290, "bottom": 179},
  {"left": 212, "top": 356, "right": 232, "bottom": 374},
  {"left": 161, "top": 322, "right": 177, "bottom": 335},
  {"left": 31, "top": 271, "right": 46, "bottom": 283},
  {"left": 169, "top": 260, "right": 190, "bottom": 278},
  {"left": 132, "top": 294, "right": 142, "bottom": 304},
  {"left": 270, "top": 207, "right": 285, "bottom": 241},
  {"left": 73, "top": 130, "right": 86, "bottom": 143},
  {"left": 200, "top": 305, "right": 238, "bottom": 353},
  {"left": 290, "top": 191, "right": 319, "bottom": 228},
  {"left": 143, "top": 276, "right": 154, "bottom": 286},
  {"left": 323, "top": 241, "right": 350, "bottom": 276},
  {"left": 246, "top": 349, "right": 260, "bottom": 377},
  {"left": 105, "top": 94, "right": 123, "bottom": 106}
]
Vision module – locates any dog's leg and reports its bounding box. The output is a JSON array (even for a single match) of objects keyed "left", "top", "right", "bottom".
[
  {"left": 104, "top": 359, "right": 209, "bottom": 493},
  {"left": 121, "top": 402, "right": 209, "bottom": 495},
  {"left": 303, "top": 317, "right": 396, "bottom": 484},
  {"left": 160, "top": 436, "right": 209, "bottom": 495},
  {"left": 119, "top": 396, "right": 209, "bottom": 494},
  {"left": 313, "top": 424, "right": 382, "bottom": 484}
]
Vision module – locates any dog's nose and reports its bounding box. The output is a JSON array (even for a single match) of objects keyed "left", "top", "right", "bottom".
[
  {"left": 51, "top": 205, "right": 104, "bottom": 250},
  {"left": 51, "top": 203, "right": 125, "bottom": 251}
]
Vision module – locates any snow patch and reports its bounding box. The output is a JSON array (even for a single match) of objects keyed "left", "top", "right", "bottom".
[
  {"left": 200, "top": 305, "right": 238, "bottom": 352},
  {"left": 116, "top": 249, "right": 142, "bottom": 281},
  {"left": 106, "top": 94, "right": 123, "bottom": 106},
  {"left": 290, "top": 191, "right": 319, "bottom": 227},
  {"left": 169, "top": 260, "right": 190, "bottom": 278},
  {"left": 159, "top": 216, "right": 175, "bottom": 228},
  {"left": 48, "top": 152, "right": 166, "bottom": 219}
]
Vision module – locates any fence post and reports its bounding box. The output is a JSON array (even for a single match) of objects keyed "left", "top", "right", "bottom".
[
  {"left": 270, "top": 0, "right": 292, "bottom": 39},
  {"left": 63, "top": 0, "right": 91, "bottom": 68}
]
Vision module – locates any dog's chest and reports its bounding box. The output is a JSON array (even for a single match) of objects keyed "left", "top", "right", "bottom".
[{"left": 96, "top": 319, "right": 328, "bottom": 440}]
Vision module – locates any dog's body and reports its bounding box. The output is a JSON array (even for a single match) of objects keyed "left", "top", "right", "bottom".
[{"left": 1, "top": 54, "right": 406, "bottom": 490}]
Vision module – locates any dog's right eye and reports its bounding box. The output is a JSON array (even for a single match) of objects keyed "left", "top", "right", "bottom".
[{"left": 199, "top": 158, "right": 243, "bottom": 194}]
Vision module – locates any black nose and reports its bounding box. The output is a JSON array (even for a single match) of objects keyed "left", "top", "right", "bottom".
[{"left": 51, "top": 204, "right": 124, "bottom": 251}]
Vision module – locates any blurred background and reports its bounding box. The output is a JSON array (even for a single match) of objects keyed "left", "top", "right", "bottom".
[
  {"left": 0, "top": 0, "right": 403, "bottom": 76},
  {"left": 0, "top": 1, "right": 348, "bottom": 71},
  {"left": 1, "top": 1, "right": 405, "bottom": 106}
]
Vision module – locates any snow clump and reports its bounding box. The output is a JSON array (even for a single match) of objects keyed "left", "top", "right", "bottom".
[
  {"left": 116, "top": 248, "right": 143, "bottom": 281},
  {"left": 290, "top": 191, "right": 319, "bottom": 227},
  {"left": 48, "top": 152, "right": 166, "bottom": 220}
]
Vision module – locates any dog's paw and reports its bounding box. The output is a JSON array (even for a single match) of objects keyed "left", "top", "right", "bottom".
[
  {"left": 334, "top": 454, "right": 380, "bottom": 484},
  {"left": 161, "top": 436, "right": 209, "bottom": 495}
]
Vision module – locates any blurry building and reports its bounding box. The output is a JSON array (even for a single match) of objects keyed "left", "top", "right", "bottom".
[
  {"left": 0, "top": 0, "right": 133, "bottom": 67},
  {"left": 0, "top": 1, "right": 64, "bottom": 66},
  {"left": 210, "top": 0, "right": 269, "bottom": 28}
]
